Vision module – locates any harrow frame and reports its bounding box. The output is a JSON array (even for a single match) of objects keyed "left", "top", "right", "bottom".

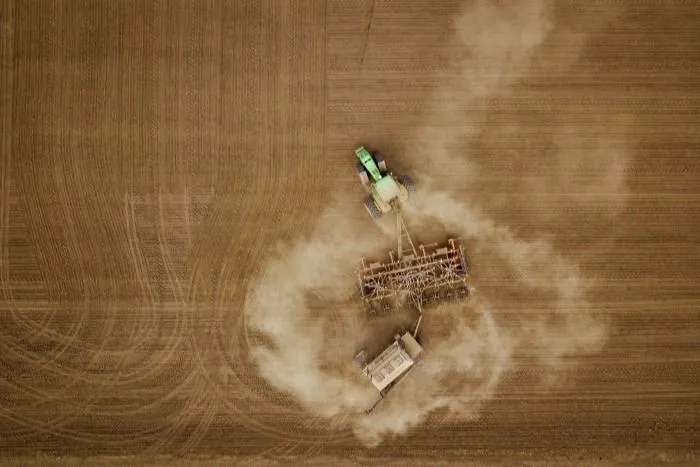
[{"left": 358, "top": 232, "right": 470, "bottom": 317}]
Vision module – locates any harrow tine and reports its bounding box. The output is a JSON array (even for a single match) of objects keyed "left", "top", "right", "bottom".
[{"left": 357, "top": 239, "right": 470, "bottom": 314}]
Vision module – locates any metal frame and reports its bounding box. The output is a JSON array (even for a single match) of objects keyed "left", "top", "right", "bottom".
[
  {"left": 352, "top": 148, "right": 471, "bottom": 415},
  {"left": 358, "top": 205, "right": 469, "bottom": 321},
  {"left": 355, "top": 332, "right": 425, "bottom": 415}
]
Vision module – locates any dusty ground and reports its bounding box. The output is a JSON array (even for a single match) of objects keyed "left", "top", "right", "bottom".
[{"left": 1, "top": 0, "right": 699, "bottom": 464}]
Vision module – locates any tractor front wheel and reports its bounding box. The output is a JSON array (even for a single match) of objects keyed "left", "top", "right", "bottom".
[{"left": 375, "top": 153, "right": 387, "bottom": 173}]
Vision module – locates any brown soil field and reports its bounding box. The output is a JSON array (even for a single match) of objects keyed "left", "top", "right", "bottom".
[{"left": 1, "top": 0, "right": 699, "bottom": 465}]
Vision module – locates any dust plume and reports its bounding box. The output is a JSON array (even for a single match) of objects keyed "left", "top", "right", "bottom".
[
  {"left": 405, "top": 187, "right": 607, "bottom": 365},
  {"left": 245, "top": 207, "right": 379, "bottom": 417},
  {"left": 409, "top": 0, "right": 553, "bottom": 176},
  {"left": 452, "top": 0, "right": 552, "bottom": 98},
  {"left": 246, "top": 203, "right": 510, "bottom": 445},
  {"left": 246, "top": 0, "right": 630, "bottom": 446},
  {"left": 353, "top": 300, "right": 512, "bottom": 446},
  {"left": 524, "top": 118, "right": 633, "bottom": 218},
  {"left": 245, "top": 204, "right": 514, "bottom": 444}
]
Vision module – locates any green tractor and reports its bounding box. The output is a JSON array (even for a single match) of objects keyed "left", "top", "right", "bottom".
[{"left": 355, "top": 146, "right": 415, "bottom": 219}]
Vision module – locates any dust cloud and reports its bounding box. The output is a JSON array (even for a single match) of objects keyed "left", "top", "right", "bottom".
[
  {"left": 245, "top": 207, "right": 380, "bottom": 417},
  {"left": 453, "top": 0, "right": 552, "bottom": 98},
  {"left": 352, "top": 300, "right": 512, "bottom": 446},
  {"left": 245, "top": 206, "right": 514, "bottom": 444},
  {"left": 405, "top": 187, "right": 607, "bottom": 367},
  {"left": 246, "top": 0, "right": 629, "bottom": 446},
  {"left": 525, "top": 119, "right": 633, "bottom": 218}
]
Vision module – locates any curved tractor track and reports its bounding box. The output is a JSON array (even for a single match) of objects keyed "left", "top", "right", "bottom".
[{"left": 1, "top": 0, "right": 699, "bottom": 464}]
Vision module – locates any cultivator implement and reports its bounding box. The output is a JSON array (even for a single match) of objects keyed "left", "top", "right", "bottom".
[
  {"left": 352, "top": 146, "right": 471, "bottom": 415},
  {"left": 357, "top": 206, "right": 469, "bottom": 318}
]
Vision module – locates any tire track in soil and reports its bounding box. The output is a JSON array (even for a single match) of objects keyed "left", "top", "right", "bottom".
[
  {"left": 141, "top": 372, "right": 212, "bottom": 455},
  {"left": 106, "top": 0, "right": 205, "bottom": 452},
  {"left": 0, "top": 4, "right": 64, "bottom": 340},
  {"left": 173, "top": 0, "right": 256, "bottom": 453},
  {"left": 0, "top": 1, "right": 104, "bottom": 442},
  {"left": 3, "top": 197, "right": 180, "bottom": 415},
  {"left": 176, "top": 0, "right": 194, "bottom": 252},
  {"left": 141, "top": 0, "right": 232, "bottom": 454},
  {"left": 2, "top": 0, "right": 698, "bottom": 460},
  {"left": 0, "top": 375, "right": 199, "bottom": 447},
  {"left": 0, "top": 0, "right": 106, "bottom": 370},
  {"left": 229, "top": 0, "right": 351, "bottom": 443},
  {"left": 219, "top": 0, "right": 287, "bottom": 416},
  {"left": 1, "top": 313, "right": 196, "bottom": 448},
  {"left": 185, "top": 0, "right": 343, "bottom": 447},
  {"left": 0, "top": 0, "right": 14, "bottom": 313},
  {"left": 3, "top": 0, "right": 194, "bottom": 441},
  {"left": 0, "top": 193, "right": 191, "bottom": 445},
  {"left": 181, "top": 0, "right": 266, "bottom": 440},
  {"left": 0, "top": 0, "right": 60, "bottom": 343},
  {"left": 0, "top": 10, "right": 139, "bottom": 443},
  {"left": 123, "top": 194, "right": 159, "bottom": 353},
  {"left": 88, "top": 196, "right": 187, "bottom": 391},
  {"left": 217, "top": 263, "right": 357, "bottom": 444}
]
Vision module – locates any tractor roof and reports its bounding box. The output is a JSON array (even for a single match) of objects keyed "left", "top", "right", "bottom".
[{"left": 374, "top": 176, "right": 401, "bottom": 203}]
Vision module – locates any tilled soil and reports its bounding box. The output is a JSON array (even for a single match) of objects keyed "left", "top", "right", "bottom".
[{"left": 1, "top": 0, "right": 698, "bottom": 464}]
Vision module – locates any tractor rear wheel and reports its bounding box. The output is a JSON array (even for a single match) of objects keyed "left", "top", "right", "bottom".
[
  {"left": 400, "top": 175, "right": 415, "bottom": 193},
  {"left": 364, "top": 196, "right": 382, "bottom": 219}
]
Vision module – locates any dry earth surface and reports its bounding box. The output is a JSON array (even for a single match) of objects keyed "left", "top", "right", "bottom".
[{"left": 1, "top": 0, "right": 699, "bottom": 465}]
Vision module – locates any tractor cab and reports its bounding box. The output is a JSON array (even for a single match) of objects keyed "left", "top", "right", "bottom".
[
  {"left": 354, "top": 146, "right": 413, "bottom": 219},
  {"left": 373, "top": 176, "right": 402, "bottom": 205}
]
